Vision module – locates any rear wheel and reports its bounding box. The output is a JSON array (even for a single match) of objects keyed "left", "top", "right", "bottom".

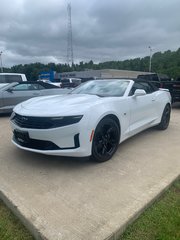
[
  {"left": 157, "top": 104, "right": 171, "bottom": 130},
  {"left": 91, "top": 117, "right": 120, "bottom": 162}
]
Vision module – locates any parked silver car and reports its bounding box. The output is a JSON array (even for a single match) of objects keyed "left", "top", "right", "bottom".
[{"left": 0, "top": 81, "right": 70, "bottom": 114}]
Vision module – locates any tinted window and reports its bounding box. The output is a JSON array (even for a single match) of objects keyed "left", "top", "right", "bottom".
[
  {"left": 12, "top": 83, "right": 40, "bottom": 91},
  {"left": 37, "top": 84, "right": 44, "bottom": 90},
  {"left": 158, "top": 74, "right": 171, "bottom": 81},
  {"left": 30, "top": 83, "right": 44, "bottom": 90},
  {"left": 71, "top": 79, "right": 81, "bottom": 84},
  {"left": 138, "top": 74, "right": 159, "bottom": 81},
  {"left": 12, "top": 84, "right": 29, "bottom": 91},
  {"left": 6, "top": 75, "right": 22, "bottom": 83},
  {"left": 61, "top": 79, "right": 70, "bottom": 83},
  {"left": 0, "top": 75, "right": 22, "bottom": 83},
  {"left": 0, "top": 75, "right": 5, "bottom": 83}
]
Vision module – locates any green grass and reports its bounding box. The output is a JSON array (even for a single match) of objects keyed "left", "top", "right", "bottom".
[
  {"left": 0, "top": 200, "right": 34, "bottom": 240},
  {"left": 119, "top": 179, "right": 180, "bottom": 240},
  {"left": 0, "top": 180, "right": 179, "bottom": 240}
]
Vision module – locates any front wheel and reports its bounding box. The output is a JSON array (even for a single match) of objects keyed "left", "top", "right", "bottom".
[
  {"left": 157, "top": 104, "right": 171, "bottom": 130},
  {"left": 91, "top": 117, "right": 120, "bottom": 162}
]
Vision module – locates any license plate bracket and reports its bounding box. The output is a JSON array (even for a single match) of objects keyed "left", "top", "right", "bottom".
[{"left": 14, "top": 129, "right": 30, "bottom": 144}]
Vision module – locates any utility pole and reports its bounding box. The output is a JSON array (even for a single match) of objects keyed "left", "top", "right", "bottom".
[
  {"left": 0, "top": 51, "right": 3, "bottom": 73},
  {"left": 148, "top": 46, "right": 152, "bottom": 72},
  {"left": 67, "top": 3, "right": 74, "bottom": 66}
]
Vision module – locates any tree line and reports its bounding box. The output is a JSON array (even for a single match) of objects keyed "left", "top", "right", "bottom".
[{"left": 3, "top": 48, "right": 180, "bottom": 81}]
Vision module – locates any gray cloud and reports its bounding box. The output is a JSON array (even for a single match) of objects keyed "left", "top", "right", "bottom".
[{"left": 0, "top": 0, "right": 180, "bottom": 67}]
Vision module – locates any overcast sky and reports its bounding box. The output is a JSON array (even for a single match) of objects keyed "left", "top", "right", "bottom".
[{"left": 0, "top": 0, "right": 180, "bottom": 67}]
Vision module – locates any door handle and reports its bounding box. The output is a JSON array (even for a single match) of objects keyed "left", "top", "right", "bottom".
[{"left": 152, "top": 98, "right": 156, "bottom": 101}]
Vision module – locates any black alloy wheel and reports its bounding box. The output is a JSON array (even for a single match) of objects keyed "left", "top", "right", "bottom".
[
  {"left": 157, "top": 104, "right": 171, "bottom": 130},
  {"left": 91, "top": 117, "right": 120, "bottom": 162}
]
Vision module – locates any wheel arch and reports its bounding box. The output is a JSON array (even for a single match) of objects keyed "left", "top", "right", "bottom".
[
  {"left": 91, "top": 113, "right": 121, "bottom": 162},
  {"left": 161, "top": 102, "right": 171, "bottom": 116},
  {"left": 95, "top": 114, "right": 121, "bottom": 136},
  {"left": 156, "top": 102, "right": 171, "bottom": 130},
  {"left": 166, "top": 102, "right": 171, "bottom": 108}
]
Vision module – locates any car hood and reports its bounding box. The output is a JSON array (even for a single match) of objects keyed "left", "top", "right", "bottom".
[
  {"left": 14, "top": 94, "right": 101, "bottom": 116},
  {"left": 0, "top": 83, "right": 8, "bottom": 89}
]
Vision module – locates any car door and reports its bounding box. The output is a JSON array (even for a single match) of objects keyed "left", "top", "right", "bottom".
[
  {"left": 128, "top": 81, "right": 158, "bottom": 136},
  {"left": 2, "top": 83, "right": 41, "bottom": 109}
]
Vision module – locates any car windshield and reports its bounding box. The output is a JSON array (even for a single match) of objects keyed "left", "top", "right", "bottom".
[{"left": 70, "top": 80, "right": 130, "bottom": 97}]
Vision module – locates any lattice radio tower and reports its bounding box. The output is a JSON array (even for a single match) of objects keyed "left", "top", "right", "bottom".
[{"left": 67, "top": 3, "right": 74, "bottom": 66}]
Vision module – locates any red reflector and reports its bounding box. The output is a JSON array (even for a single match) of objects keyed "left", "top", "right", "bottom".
[{"left": 90, "top": 130, "right": 94, "bottom": 142}]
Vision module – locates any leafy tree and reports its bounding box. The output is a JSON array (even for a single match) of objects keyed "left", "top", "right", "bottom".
[{"left": 4, "top": 48, "right": 180, "bottom": 80}]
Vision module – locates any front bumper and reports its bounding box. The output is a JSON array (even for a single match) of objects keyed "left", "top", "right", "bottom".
[{"left": 11, "top": 120, "right": 92, "bottom": 157}]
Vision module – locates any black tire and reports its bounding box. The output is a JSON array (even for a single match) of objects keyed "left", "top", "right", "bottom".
[
  {"left": 91, "top": 117, "right": 120, "bottom": 162},
  {"left": 157, "top": 104, "right": 171, "bottom": 130}
]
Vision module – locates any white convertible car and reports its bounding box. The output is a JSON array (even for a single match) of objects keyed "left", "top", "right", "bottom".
[{"left": 10, "top": 79, "right": 171, "bottom": 162}]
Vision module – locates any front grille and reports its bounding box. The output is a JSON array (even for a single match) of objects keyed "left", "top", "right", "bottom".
[
  {"left": 12, "top": 114, "right": 53, "bottom": 129},
  {"left": 13, "top": 135, "right": 60, "bottom": 150},
  {"left": 11, "top": 113, "right": 82, "bottom": 129},
  {"left": 13, "top": 133, "right": 80, "bottom": 151}
]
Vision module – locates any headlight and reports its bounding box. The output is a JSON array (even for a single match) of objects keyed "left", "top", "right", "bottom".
[
  {"left": 10, "top": 111, "right": 15, "bottom": 120},
  {"left": 50, "top": 115, "right": 83, "bottom": 127}
]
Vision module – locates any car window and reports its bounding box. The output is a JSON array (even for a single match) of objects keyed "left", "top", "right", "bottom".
[
  {"left": 61, "top": 79, "right": 70, "bottom": 83},
  {"left": 12, "top": 84, "right": 39, "bottom": 91},
  {"left": 31, "top": 83, "right": 44, "bottom": 90},
  {"left": 0, "top": 75, "right": 5, "bottom": 83},
  {"left": 0, "top": 75, "right": 22, "bottom": 83},
  {"left": 36, "top": 84, "right": 44, "bottom": 90},
  {"left": 129, "top": 82, "right": 155, "bottom": 96},
  {"left": 71, "top": 79, "right": 81, "bottom": 84},
  {"left": 138, "top": 74, "right": 159, "bottom": 81}
]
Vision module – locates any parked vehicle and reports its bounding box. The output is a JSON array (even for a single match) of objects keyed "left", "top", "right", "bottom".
[
  {"left": 0, "top": 81, "right": 70, "bottom": 114},
  {"left": 60, "top": 78, "right": 82, "bottom": 88},
  {"left": 0, "top": 73, "right": 27, "bottom": 88},
  {"left": 137, "top": 73, "right": 180, "bottom": 103},
  {"left": 10, "top": 79, "right": 171, "bottom": 162},
  {"left": 38, "top": 79, "right": 62, "bottom": 87}
]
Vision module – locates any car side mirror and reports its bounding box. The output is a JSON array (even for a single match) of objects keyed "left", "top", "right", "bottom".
[
  {"left": 133, "top": 89, "right": 146, "bottom": 97},
  {"left": 6, "top": 88, "right": 13, "bottom": 93}
]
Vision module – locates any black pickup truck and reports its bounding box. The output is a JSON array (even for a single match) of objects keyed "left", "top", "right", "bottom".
[{"left": 137, "top": 73, "right": 180, "bottom": 103}]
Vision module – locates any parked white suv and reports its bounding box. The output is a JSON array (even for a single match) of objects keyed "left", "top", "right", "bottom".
[{"left": 0, "top": 73, "right": 27, "bottom": 88}]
